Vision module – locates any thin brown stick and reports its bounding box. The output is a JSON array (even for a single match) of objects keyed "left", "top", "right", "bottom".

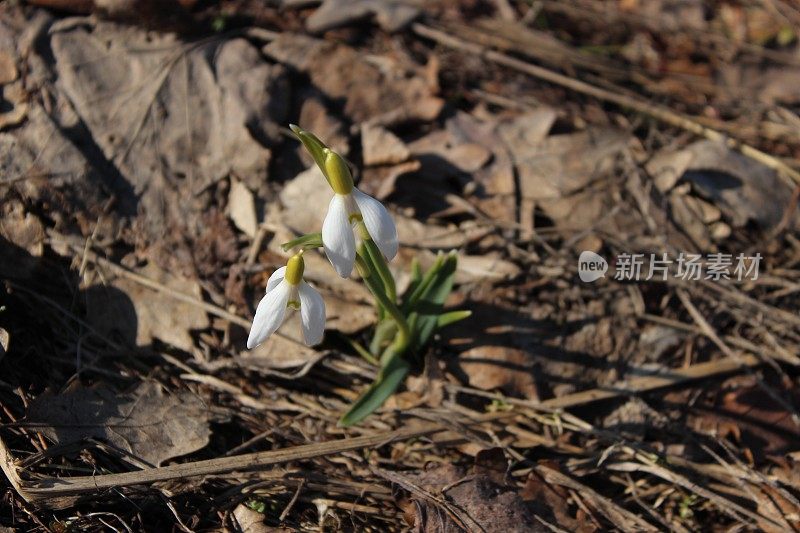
[{"left": 1, "top": 418, "right": 455, "bottom": 508}]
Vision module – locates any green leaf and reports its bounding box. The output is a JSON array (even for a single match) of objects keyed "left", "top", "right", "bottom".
[
  {"left": 281, "top": 232, "right": 323, "bottom": 252},
  {"left": 339, "top": 354, "right": 410, "bottom": 427},
  {"left": 436, "top": 310, "right": 471, "bottom": 328},
  {"left": 402, "top": 252, "right": 446, "bottom": 313},
  {"left": 369, "top": 319, "right": 397, "bottom": 356},
  {"left": 408, "top": 252, "right": 458, "bottom": 351},
  {"left": 289, "top": 124, "right": 329, "bottom": 178},
  {"left": 363, "top": 239, "right": 396, "bottom": 302}
]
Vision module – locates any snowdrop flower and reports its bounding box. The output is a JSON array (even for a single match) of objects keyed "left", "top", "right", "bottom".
[
  {"left": 247, "top": 253, "right": 326, "bottom": 348},
  {"left": 321, "top": 148, "right": 398, "bottom": 277}
]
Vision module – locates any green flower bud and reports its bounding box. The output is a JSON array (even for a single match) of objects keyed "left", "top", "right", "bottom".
[
  {"left": 285, "top": 253, "right": 305, "bottom": 286},
  {"left": 323, "top": 148, "right": 354, "bottom": 195}
]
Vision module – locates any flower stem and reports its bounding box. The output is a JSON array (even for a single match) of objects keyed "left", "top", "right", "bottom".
[
  {"left": 356, "top": 246, "right": 410, "bottom": 357},
  {"left": 362, "top": 238, "right": 396, "bottom": 303}
]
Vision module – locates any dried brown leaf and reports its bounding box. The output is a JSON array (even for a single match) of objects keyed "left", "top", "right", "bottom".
[
  {"left": 305, "top": 0, "right": 420, "bottom": 33},
  {"left": 396, "top": 451, "right": 545, "bottom": 532},
  {"left": 85, "top": 262, "right": 210, "bottom": 352},
  {"left": 232, "top": 504, "right": 270, "bottom": 533},
  {"left": 26, "top": 381, "right": 211, "bottom": 466},
  {"left": 0, "top": 201, "right": 44, "bottom": 279},
  {"left": 361, "top": 124, "right": 410, "bottom": 166},
  {"left": 229, "top": 178, "right": 259, "bottom": 239},
  {"left": 51, "top": 27, "right": 285, "bottom": 259},
  {"left": 264, "top": 34, "right": 442, "bottom": 126},
  {"left": 457, "top": 345, "right": 538, "bottom": 400},
  {"left": 0, "top": 50, "right": 18, "bottom": 84}
]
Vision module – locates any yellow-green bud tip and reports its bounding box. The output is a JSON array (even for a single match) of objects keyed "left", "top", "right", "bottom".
[
  {"left": 323, "top": 148, "right": 354, "bottom": 195},
  {"left": 285, "top": 253, "right": 304, "bottom": 285},
  {"left": 289, "top": 124, "right": 301, "bottom": 135}
]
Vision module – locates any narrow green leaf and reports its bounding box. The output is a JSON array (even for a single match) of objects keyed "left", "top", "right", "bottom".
[
  {"left": 436, "top": 310, "right": 471, "bottom": 329},
  {"left": 336, "top": 333, "right": 378, "bottom": 366},
  {"left": 339, "top": 354, "right": 410, "bottom": 427},
  {"left": 363, "top": 239, "right": 396, "bottom": 302},
  {"left": 369, "top": 319, "right": 397, "bottom": 356},
  {"left": 408, "top": 252, "right": 458, "bottom": 350},
  {"left": 402, "top": 252, "right": 445, "bottom": 313},
  {"left": 289, "top": 124, "right": 329, "bottom": 179},
  {"left": 281, "top": 232, "right": 323, "bottom": 252}
]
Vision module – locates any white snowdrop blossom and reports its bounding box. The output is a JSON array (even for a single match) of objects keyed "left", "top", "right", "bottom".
[
  {"left": 247, "top": 253, "right": 326, "bottom": 348},
  {"left": 321, "top": 148, "right": 398, "bottom": 277}
]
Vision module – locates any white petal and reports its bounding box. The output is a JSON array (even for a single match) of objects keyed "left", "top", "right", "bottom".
[
  {"left": 247, "top": 280, "right": 290, "bottom": 349},
  {"left": 352, "top": 187, "right": 398, "bottom": 261},
  {"left": 322, "top": 194, "right": 356, "bottom": 277},
  {"left": 298, "top": 281, "right": 326, "bottom": 346},
  {"left": 265, "top": 266, "right": 287, "bottom": 293}
]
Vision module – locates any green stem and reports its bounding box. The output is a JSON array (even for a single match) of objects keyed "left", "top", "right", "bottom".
[
  {"left": 341, "top": 334, "right": 379, "bottom": 365},
  {"left": 357, "top": 246, "right": 386, "bottom": 321},
  {"left": 356, "top": 247, "right": 410, "bottom": 357},
  {"left": 363, "top": 238, "right": 396, "bottom": 303},
  {"left": 370, "top": 320, "right": 397, "bottom": 356}
]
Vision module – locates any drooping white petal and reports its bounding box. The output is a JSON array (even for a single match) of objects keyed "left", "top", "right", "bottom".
[
  {"left": 247, "top": 280, "right": 290, "bottom": 349},
  {"left": 322, "top": 194, "right": 356, "bottom": 277},
  {"left": 352, "top": 187, "right": 398, "bottom": 261},
  {"left": 298, "top": 281, "right": 326, "bottom": 346},
  {"left": 265, "top": 266, "right": 287, "bottom": 293}
]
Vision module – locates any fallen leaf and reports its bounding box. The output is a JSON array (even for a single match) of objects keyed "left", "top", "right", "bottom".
[
  {"left": 26, "top": 381, "right": 211, "bottom": 466},
  {"left": 297, "top": 95, "right": 350, "bottom": 163},
  {"left": 0, "top": 106, "right": 109, "bottom": 235},
  {"left": 681, "top": 140, "right": 796, "bottom": 230},
  {"left": 408, "top": 129, "right": 492, "bottom": 178},
  {"left": 690, "top": 382, "right": 800, "bottom": 462},
  {"left": 456, "top": 345, "right": 538, "bottom": 400},
  {"left": 229, "top": 178, "right": 259, "bottom": 238},
  {"left": 51, "top": 26, "right": 285, "bottom": 260},
  {"left": 0, "top": 327, "right": 8, "bottom": 362},
  {"left": 305, "top": 0, "right": 420, "bottom": 33},
  {"left": 451, "top": 253, "right": 520, "bottom": 284},
  {"left": 278, "top": 166, "right": 332, "bottom": 235},
  {"left": 444, "top": 110, "right": 518, "bottom": 224},
  {"left": 85, "top": 262, "right": 210, "bottom": 352},
  {"left": 522, "top": 468, "right": 595, "bottom": 532},
  {"left": 361, "top": 123, "right": 410, "bottom": 166},
  {"left": 394, "top": 215, "right": 468, "bottom": 250},
  {"left": 243, "top": 326, "right": 320, "bottom": 370},
  {"left": 0, "top": 50, "right": 17, "bottom": 84},
  {"left": 718, "top": 63, "right": 800, "bottom": 105},
  {"left": 264, "top": 34, "right": 442, "bottom": 126},
  {"left": 646, "top": 147, "right": 694, "bottom": 193},
  {"left": 668, "top": 187, "right": 714, "bottom": 250},
  {"left": 509, "top": 128, "right": 629, "bottom": 202},
  {"left": 232, "top": 504, "right": 270, "bottom": 533},
  {"left": 0, "top": 200, "right": 44, "bottom": 280},
  {"left": 0, "top": 82, "right": 28, "bottom": 130},
  {"left": 395, "top": 450, "right": 543, "bottom": 532},
  {"left": 496, "top": 108, "right": 558, "bottom": 157},
  {"left": 602, "top": 397, "right": 665, "bottom": 439},
  {"left": 359, "top": 159, "right": 421, "bottom": 200}
]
